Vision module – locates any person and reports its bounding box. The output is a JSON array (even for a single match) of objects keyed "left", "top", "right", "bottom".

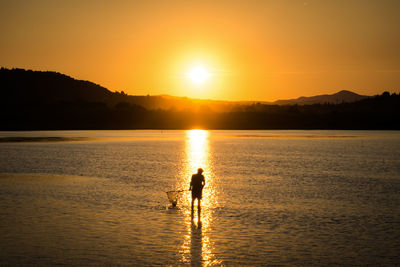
[{"left": 189, "top": 168, "right": 205, "bottom": 212}]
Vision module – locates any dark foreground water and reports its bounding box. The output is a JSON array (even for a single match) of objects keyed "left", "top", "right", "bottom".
[{"left": 0, "top": 130, "right": 399, "bottom": 265}]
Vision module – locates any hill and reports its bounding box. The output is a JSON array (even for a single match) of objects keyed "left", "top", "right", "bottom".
[
  {"left": 273, "top": 90, "right": 369, "bottom": 105},
  {"left": 1, "top": 68, "right": 115, "bottom": 104},
  {"left": 0, "top": 68, "right": 241, "bottom": 112}
]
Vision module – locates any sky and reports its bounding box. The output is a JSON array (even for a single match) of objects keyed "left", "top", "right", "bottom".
[{"left": 1, "top": 0, "right": 399, "bottom": 101}]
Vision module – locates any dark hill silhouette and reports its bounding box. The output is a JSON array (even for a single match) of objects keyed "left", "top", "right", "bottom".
[
  {"left": 0, "top": 68, "right": 238, "bottom": 111},
  {"left": 0, "top": 68, "right": 146, "bottom": 130},
  {"left": 1, "top": 68, "right": 115, "bottom": 104},
  {"left": 0, "top": 67, "right": 399, "bottom": 130},
  {"left": 274, "top": 90, "right": 368, "bottom": 105}
]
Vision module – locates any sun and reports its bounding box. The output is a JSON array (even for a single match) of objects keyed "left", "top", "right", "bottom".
[{"left": 189, "top": 66, "right": 209, "bottom": 83}]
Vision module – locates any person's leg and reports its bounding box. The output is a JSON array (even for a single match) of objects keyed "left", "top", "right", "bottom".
[
  {"left": 191, "top": 197, "right": 194, "bottom": 211},
  {"left": 198, "top": 199, "right": 201, "bottom": 212}
]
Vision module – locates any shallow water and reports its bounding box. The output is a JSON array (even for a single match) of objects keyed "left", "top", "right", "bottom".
[{"left": 0, "top": 130, "right": 399, "bottom": 265}]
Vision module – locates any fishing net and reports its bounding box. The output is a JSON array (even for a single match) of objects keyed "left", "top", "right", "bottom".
[{"left": 166, "top": 191, "right": 181, "bottom": 207}]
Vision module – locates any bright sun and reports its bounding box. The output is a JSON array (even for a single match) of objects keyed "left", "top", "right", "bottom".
[{"left": 189, "top": 66, "right": 209, "bottom": 83}]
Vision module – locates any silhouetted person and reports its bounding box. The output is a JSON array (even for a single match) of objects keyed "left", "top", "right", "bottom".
[{"left": 189, "top": 168, "right": 205, "bottom": 212}]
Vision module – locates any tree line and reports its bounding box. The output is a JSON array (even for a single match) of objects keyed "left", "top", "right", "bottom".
[{"left": 1, "top": 92, "right": 398, "bottom": 130}]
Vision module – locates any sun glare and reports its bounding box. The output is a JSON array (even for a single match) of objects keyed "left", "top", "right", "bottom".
[{"left": 189, "top": 66, "right": 209, "bottom": 83}]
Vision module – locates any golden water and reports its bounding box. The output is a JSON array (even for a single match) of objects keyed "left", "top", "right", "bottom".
[{"left": 0, "top": 130, "right": 399, "bottom": 265}]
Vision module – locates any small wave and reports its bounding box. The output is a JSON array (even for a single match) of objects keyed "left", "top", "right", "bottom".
[
  {"left": 227, "top": 135, "right": 361, "bottom": 139},
  {"left": 0, "top": 137, "right": 91, "bottom": 143}
]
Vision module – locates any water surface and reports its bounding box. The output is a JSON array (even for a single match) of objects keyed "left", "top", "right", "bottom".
[{"left": 0, "top": 130, "right": 399, "bottom": 265}]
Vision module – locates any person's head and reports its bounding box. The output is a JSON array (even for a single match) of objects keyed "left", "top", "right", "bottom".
[{"left": 197, "top": 168, "right": 204, "bottom": 174}]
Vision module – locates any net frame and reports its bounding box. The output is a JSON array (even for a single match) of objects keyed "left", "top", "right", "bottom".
[{"left": 166, "top": 190, "right": 185, "bottom": 206}]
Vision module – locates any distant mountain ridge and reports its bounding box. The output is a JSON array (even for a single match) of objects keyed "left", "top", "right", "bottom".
[
  {"left": 273, "top": 90, "right": 369, "bottom": 105},
  {"left": 0, "top": 67, "right": 371, "bottom": 109}
]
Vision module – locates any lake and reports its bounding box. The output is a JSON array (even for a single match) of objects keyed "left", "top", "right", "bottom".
[{"left": 0, "top": 130, "right": 399, "bottom": 265}]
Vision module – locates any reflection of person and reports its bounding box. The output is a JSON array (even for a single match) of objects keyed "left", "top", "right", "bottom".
[{"left": 189, "top": 168, "right": 205, "bottom": 212}]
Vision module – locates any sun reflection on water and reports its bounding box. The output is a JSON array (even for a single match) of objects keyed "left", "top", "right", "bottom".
[{"left": 179, "top": 130, "right": 220, "bottom": 265}]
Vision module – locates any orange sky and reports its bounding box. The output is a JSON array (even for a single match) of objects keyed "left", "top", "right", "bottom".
[{"left": 1, "top": 0, "right": 399, "bottom": 101}]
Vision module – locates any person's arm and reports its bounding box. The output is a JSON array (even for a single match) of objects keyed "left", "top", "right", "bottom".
[
  {"left": 202, "top": 176, "right": 205, "bottom": 188},
  {"left": 189, "top": 176, "right": 193, "bottom": 191}
]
